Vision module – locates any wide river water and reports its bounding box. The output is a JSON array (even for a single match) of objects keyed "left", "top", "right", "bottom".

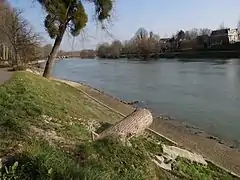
[{"left": 50, "top": 58, "right": 240, "bottom": 142}]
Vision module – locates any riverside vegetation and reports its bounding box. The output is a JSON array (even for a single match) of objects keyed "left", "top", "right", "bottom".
[{"left": 0, "top": 71, "right": 239, "bottom": 180}]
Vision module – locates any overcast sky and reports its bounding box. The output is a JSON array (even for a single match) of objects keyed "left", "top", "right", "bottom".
[{"left": 8, "top": 0, "right": 240, "bottom": 51}]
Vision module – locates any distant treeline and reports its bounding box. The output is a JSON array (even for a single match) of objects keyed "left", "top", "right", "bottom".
[
  {"left": 58, "top": 49, "right": 96, "bottom": 59},
  {"left": 96, "top": 27, "right": 240, "bottom": 59},
  {"left": 96, "top": 28, "right": 213, "bottom": 59}
]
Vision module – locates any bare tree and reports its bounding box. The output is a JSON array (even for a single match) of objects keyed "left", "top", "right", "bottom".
[
  {"left": 184, "top": 31, "right": 191, "bottom": 40},
  {"left": 96, "top": 43, "right": 110, "bottom": 58},
  {"left": 0, "top": 8, "right": 40, "bottom": 67},
  {"left": 176, "top": 30, "right": 185, "bottom": 41},
  {"left": 199, "top": 28, "right": 212, "bottom": 36},
  {"left": 110, "top": 40, "right": 122, "bottom": 58},
  {"left": 219, "top": 22, "right": 225, "bottom": 29},
  {"left": 237, "top": 19, "right": 240, "bottom": 30},
  {"left": 135, "top": 28, "right": 148, "bottom": 40},
  {"left": 40, "top": 44, "right": 53, "bottom": 58},
  {"left": 188, "top": 28, "right": 199, "bottom": 39},
  {"left": 0, "top": 0, "right": 12, "bottom": 56}
]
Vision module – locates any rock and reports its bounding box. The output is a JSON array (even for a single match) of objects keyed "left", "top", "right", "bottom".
[
  {"left": 47, "top": 117, "right": 53, "bottom": 121},
  {"left": 152, "top": 155, "right": 172, "bottom": 171},
  {"left": 162, "top": 145, "right": 207, "bottom": 166},
  {"left": 0, "top": 158, "right": 2, "bottom": 169},
  {"left": 207, "top": 136, "right": 219, "bottom": 141},
  {"left": 126, "top": 140, "right": 132, "bottom": 147},
  {"left": 41, "top": 114, "right": 48, "bottom": 119},
  {"left": 218, "top": 141, "right": 224, "bottom": 145},
  {"left": 127, "top": 100, "right": 139, "bottom": 105}
]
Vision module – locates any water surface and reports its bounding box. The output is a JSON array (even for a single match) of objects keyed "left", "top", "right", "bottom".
[{"left": 51, "top": 58, "right": 240, "bottom": 142}]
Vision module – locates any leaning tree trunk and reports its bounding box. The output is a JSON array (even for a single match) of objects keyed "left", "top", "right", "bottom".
[
  {"left": 43, "top": 24, "right": 67, "bottom": 78},
  {"left": 97, "top": 108, "right": 153, "bottom": 141}
]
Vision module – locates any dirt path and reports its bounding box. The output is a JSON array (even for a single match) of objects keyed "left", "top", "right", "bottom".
[{"left": 0, "top": 68, "right": 13, "bottom": 84}]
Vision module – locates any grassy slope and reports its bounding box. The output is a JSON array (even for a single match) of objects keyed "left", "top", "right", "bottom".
[
  {"left": 0, "top": 71, "right": 122, "bottom": 155},
  {"left": 0, "top": 72, "right": 155, "bottom": 179},
  {"left": 0, "top": 71, "right": 239, "bottom": 180}
]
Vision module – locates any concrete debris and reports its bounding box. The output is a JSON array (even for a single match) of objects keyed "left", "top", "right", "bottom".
[
  {"left": 152, "top": 155, "right": 172, "bottom": 171},
  {"left": 153, "top": 145, "right": 207, "bottom": 171},
  {"left": 162, "top": 145, "right": 207, "bottom": 166}
]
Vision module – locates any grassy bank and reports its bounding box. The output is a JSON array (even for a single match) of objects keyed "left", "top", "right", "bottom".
[{"left": 0, "top": 71, "right": 239, "bottom": 179}]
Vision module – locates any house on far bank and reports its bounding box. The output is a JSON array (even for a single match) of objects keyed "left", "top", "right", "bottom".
[
  {"left": 210, "top": 29, "right": 229, "bottom": 46},
  {"left": 228, "top": 29, "right": 240, "bottom": 43},
  {"left": 210, "top": 28, "right": 240, "bottom": 47},
  {"left": 179, "top": 35, "right": 210, "bottom": 51}
]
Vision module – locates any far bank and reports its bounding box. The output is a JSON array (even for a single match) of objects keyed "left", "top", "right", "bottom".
[{"left": 99, "top": 50, "right": 240, "bottom": 59}]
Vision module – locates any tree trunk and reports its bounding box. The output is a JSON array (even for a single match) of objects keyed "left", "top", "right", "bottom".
[
  {"left": 97, "top": 108, "right": 153, "bottom": 141},
  {"left": 43, "top": 24, "right": 66, "bottom": 78}
]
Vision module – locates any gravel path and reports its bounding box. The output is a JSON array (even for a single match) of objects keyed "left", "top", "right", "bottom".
[{"left": 0, "top": 68, "right": 13, "bottom": 84}]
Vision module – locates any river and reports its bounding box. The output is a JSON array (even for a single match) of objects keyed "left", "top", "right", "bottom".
[{"left": 49, "top": 58, "right": 240, "bottom": 142}]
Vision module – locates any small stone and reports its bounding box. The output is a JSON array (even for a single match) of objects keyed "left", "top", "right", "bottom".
[
  {"left": 44, "top": 120, "right": 50, "bottom": 124},
  {"left": 153, "top": 155, "right": 172, "bottom": 171},
  {"left": 42, "top": 115, "right": 48, "bottom": 119},
  {"left": 18, "top": 144, "right": 23, "bottom": 148},
  {"left": 218, "top": 141, "right": 224, "bottom": 144},
  {"left": 47, "top": 117, "right": 53, "bottom": 121},
  {"left": 0, "top": 158, "right": 2, "bottom": 169},
  {"left": 126, "top": 140, "right": 132, "bottom": 147}
]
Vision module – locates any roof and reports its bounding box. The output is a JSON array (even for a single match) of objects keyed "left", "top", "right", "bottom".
[
  {"left": 211, "top": 29, "right": 230, "bottom": 36},
  {"left": 160, "top": 38, "right": 170, "bottom": 41}
]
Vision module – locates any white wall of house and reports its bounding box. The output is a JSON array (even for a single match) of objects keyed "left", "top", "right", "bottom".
[{"left": 228, "top": 29, "right": 240, "bottom": 43}]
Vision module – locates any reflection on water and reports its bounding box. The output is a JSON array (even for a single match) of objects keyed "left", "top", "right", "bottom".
[{"left": 51, "top": 58, "right": 240, "bottom": 142}]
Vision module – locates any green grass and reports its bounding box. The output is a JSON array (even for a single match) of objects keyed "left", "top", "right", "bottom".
[
  {"left": 76, "top": 138, "right": 156, "bottom": 180},
  {"left": 0, "top": 71, "right": 122, "bottom": 155},
  {"left": 172, "top": 157, "right": 239, "bottom": 180},
  {"left": 0, "top": 72, "right": 156, "bottom": 179},
  {"left": 3, "top": 139, "right": 82, "bottom": 180}
]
